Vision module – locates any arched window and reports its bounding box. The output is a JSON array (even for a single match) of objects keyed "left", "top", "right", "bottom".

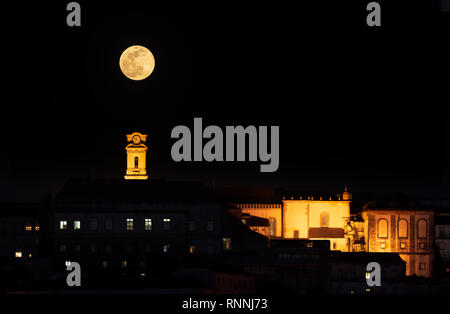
[
  {"left": 398, "top": 219, "right": 408, "bottom": 238},
  {"left": 320, "top": 212, "right": 329, "bottom": 228},
  {"left": 377, "top": 219, "right": 388, "bottom": 238},
  {"left": 417, "top": 219, "right": 427, "bottom": 239},
  {"left": 134, "top": 156, "right": 139, "bottom": 168}
]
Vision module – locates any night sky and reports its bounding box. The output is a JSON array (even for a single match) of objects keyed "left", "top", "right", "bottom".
[{"left": 0, "top": 0, "right": 448, "bottom": 202}]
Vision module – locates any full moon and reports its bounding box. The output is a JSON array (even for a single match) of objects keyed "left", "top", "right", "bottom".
[{"left": 119, "top": 45, "right": 155, "bottom": 80}]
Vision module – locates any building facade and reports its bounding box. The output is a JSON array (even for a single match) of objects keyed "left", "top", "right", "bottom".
[{"left": 362, "top": 201, "right": 435, "bottom": 278}]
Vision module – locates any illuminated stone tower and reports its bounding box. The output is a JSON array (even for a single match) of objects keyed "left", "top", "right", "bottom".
[{"left": 124, "top": 132, "right": 148, "bottom": 180}]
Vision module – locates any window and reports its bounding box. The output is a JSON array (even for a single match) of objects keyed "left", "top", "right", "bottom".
[
  {"left": 419, "top": 242, "right": 426, "bottom": 249},
  {"left": 333, "top": 242, "right": 337, "bottom": 250},
  {"left": 163, "top": 244, "right": 170, "bottom": 253},
  {"left": 380, "top": 242, "right": 386, "bottom": 249},
  {"left": 25, "top": 225, "right": 32, "bottom": 231},
  {"left": 90, "top": 218, "right": 98, "bottom": 230},
  {"left": 419, "top": 262, "right": 426, "bottom": 270},
  {"left": 60, "top": 244, "right": 67, "bottom": 252},
  {"left": 102, "top": 261, "right": 108, "bottom": 268},
  {"left": 293, "top": 230, "right": 299, "bottom": 238},
  {"left": 122, "top": 260, "right": 127, "bottom": 268},
  {"left": 207, "top": 221, "right": 214, "bottom": 232},
  {"left": 60, "top": 220, "right": 68, "bottom": 230},
  {"left": 163, "top": 218, "right": 171, "bottom": 231},
  {"left": 400, "top": 242, "right": 407, "bottom": 249},
  {"left": 320, "top": 212, "right": 329, "bottom": 228},
  {"left": 145, "top": 218, "right": 152, "bottom": 231},
  {"left": 189, "top": 245, "right": 196, "bottom": 254},
  {"left": 188, "top": 221, "right": 196, "bottom": 232},
  {"left": 15, "top": 251, "right": 22, "bottom": 258},
  {"left": 35, "top": 225, "right": 40, "bottom": 231},
  {"left": 398, "top": 219, "right": 408, "bottom": 238},
  {"left": 377, "top": 219, "right": 388, "bottom": 238},
  {"left": 105, "top": 218, "right": 113, "bottom": 230},
  {"left": 223, "top": 238, "right": 231, "bottom": 251},
  {"left": 134, "top": 156, "right": 139, "bottom": 168},
  {"left": 269, "top": 217, "right": 276, "bottom": 236},
  {"left": 417, "top": 219, "right": 427, "bottom": 239},
  {"left": 126, "top": 218, "right": 134, "bottom": 231},
  {"left": 74, "top": 220, "right": 81, "bottom": 230},
  {"left": 439, "top": 227, "right": 445, "bottom": 238}
]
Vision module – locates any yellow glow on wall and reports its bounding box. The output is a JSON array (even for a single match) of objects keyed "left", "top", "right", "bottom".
[{"left": 124, "top": 132, "right": 149, "bottom": 180}]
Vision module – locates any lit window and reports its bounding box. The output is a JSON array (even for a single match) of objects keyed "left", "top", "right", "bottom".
[
  {"left": 241, "top": 218, "right": 247, "bottom": 225},
  {"left": 380, "top": 242, "right": 386, "bottom": 249},
  {"left": 419, "top": 262, "right": 426, "bottom": 270},
  {"left": 269, "top": 218, "right": 276, "bottom": 236},
  {"left": 189, "top": 245, "right": 196, "bottom": 254},
  {"left": 126, "top": 218, "right": 134, "bottom": 231},
  {"left": 74, "top": 220, "right": 81, "bottom": 230},
  {"left": 223, "top": 238, "right": 231, "bottom": 251},
  {"left": 188, "top": 221, "right": 196, "bottom": 232},
  {"left": 163, "top": 244, "right": 170, "bottom": 253},
  {"left": 400, "top": 242, "right": 407, "bottom": 249},
  {"left": 377, "top": 219, "right": 388, "bottom": 238},
  {"left": 417, "top": 219, "right": 427, "bottom": 239},
  {"left": 320, "top": 212, "right": 329, "bottom": 228},
  {"left": 365, "top": 271, "right": 371, "bottom": 279},
  {"left": 398, "top": 219, "right": 408, "bottom": 238},
  {"left": 28, "top": 253, "right": 32, "bottom": 258},
  {"left": 102, "top": 261, "right": 108, "bottom": 268},
  {"left": 60, "top": 220, "right": 68, "bottom": 230},
  {"left": 15, "top": 251, "right": 22, "bottom": 258},
  {"left": 207, "top": 221, "right": 214, "bottom": 232},
  {"left": 163, "top": 218, "right": 171, "bottom": 231},
  {"left": 35, "top": 225, "right": 40, "bottom": 231},
  {"left": 145, "top": 218, "right": 152, "bottom": 231},
  {"left": 122, "top": 260, "right": 127, "bottom": 268},
  {"left": 25, "top": 225, "right": 32, "bottom": 231}
]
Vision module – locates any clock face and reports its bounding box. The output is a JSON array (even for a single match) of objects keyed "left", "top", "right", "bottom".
[{"left": 132, "top": 135, "right": 141, "bottom": 144}]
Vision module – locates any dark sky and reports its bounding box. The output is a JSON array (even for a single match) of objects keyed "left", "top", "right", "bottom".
[{"left": 0, "top": 0, "right": 448, "bottom": 202}]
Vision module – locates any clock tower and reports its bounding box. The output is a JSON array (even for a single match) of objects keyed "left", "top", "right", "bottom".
[{"left": 124, "top": 132, "right": 149, "bottom": 180}]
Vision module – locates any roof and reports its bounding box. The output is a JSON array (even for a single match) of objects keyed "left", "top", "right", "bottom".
[
  {"left": 54, "top": 178, "right": 219, "bottom": 205},
  {"left": 0, "top": 203, "right": 42, "bottom": 217},
  {"left": 308, "top": 227, "right": 344, "bottom": 238},
  {"left": 436, "top": 215, "right": 450, "bottom": 225},
  {"left": 241, "top": 214, "right": 269, "bottom": 227},
  {"left": 362, "top": 200, "right": 429, "bottom": 211},
  {"left": 330, "top": 252, "right": 405, "bottom": 264}
]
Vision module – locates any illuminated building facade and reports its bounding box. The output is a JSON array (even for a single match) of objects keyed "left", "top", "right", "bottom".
[
  {"left": 124, "top": 132, "right": 149, "bottom": 180},
  {"left": 362, "top": 201, "right": 435, "bottom": 278},
  {"left": 229, "top": 188, "right": 352, "bottom": 252}
]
